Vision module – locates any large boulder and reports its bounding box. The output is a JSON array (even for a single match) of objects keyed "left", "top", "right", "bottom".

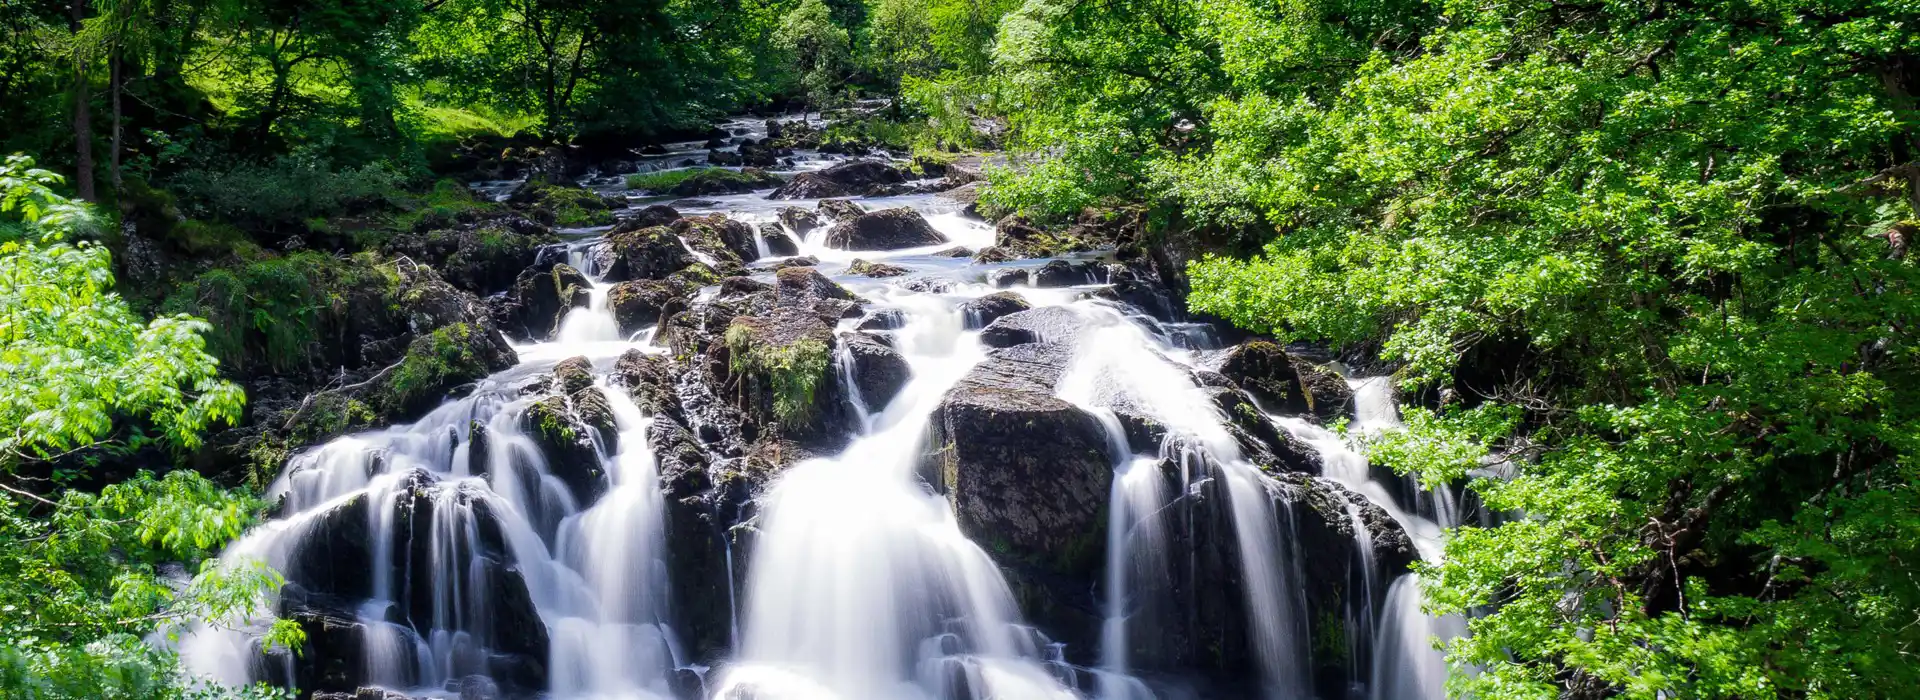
[
  {"left": 386, "top": 217, "right": 558, "bottom": 296},
  {"left": 815, "top": 199, "right": 866, "bottom": 224},
  {"left": 502, "top": 263, "right": 591, "bottom": 340},
  {"left": 767, "top": 160, "right": 909, "bottom": 199},
  {"left": 674, "top": 214, "right": 760, "bottom": 265},
  {"left": 774, "top": 266, "right": 857, "bottom": 306},
  {"left": 721, "top": 309, "right": 851, "bottom": 446},
  {"left": 842, "top": 332, "right": 911, "bottom": 411},
  {"left": 613, "top": 204, "right": 682, "bottom": 233},
  {"left": 522, "top": 358, "right": 617, "bottom": 505},
  {"left": 1210, "top": 341, "right": 1352, "bottom": 420},
  {"left": 978, "top": 306, "right": 1088, "bottom": 348},
  {"left": 607, "top": 279, "right": 687, "bottom": 337},
  {"left": 777, "top": 207, "right": 822, "bottom": 238},
  {"left": 825, "top": 208, "right": 949, "bottom": 251},
  {"left": 601, "top": 226, "right": 699, "bottom": 282},
  {"left": 757, "top": 223, "right": 800, "bottom": 256},
  {"left": 958, "top": 291, "right": 1030, "bottom": 330}
]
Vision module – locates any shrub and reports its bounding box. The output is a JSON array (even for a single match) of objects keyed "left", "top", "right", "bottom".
[{"left": 171, "top": 158, "right": 406, "bottom": 232}]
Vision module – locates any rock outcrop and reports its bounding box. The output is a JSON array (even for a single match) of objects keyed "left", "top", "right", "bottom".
[{"left": 824, "top": 208, "right": 948, "bottom": 250}]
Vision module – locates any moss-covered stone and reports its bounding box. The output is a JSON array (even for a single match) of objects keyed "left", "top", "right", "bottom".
[{"left": 725, "top": 316, "right": 833, "bottom": 431}]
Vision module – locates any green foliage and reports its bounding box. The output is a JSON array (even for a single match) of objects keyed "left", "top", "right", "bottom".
[
  {"left": 171, "top": 159, "right": 405, "bottom": 233},
  {"left": 776, "top": 0, "right": 854, "bottom": 106},
  {"left": 725, "top": 322, "right": 831, "bottom": 430},
  {"left": 0, "top": 472, "right": 297, "bottom": 700},
  {"left": 384, "top": 323, "right": 493, "bottom": 413},
  {"left": 0, "top": 156, "right": 245, "bottom": 459},
  {"left": 820, "top": 117, "right": 927, "bottom": 152},
  {"left": 160, "top": 252, "right": 351, "bottom": 376}
]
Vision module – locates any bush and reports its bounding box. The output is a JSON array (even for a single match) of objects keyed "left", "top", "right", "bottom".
[{"left": 171, "top": 158, "right": 406, "bottom": 232}]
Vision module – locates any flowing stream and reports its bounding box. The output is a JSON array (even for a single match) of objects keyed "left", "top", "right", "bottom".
[{"left": 180, "top": 132, "right": 1466, "bottom": 700}]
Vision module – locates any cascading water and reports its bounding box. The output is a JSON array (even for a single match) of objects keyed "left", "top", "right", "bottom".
[{"left": 178, "top": 116, "right": 1464, "bottom": 700}]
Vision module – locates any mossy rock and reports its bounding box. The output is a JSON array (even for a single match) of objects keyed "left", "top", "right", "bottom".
[{"left": 724, "top": 312, "right": 840, "bottom": 437}]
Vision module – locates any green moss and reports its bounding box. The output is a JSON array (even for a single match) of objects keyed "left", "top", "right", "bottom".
[
  {"left": 625, "top": 167, "right": 778, "bottom": 193},
  {"left": 384, "top": 323, "right": 489, "bottom": 412},
  {"left": 160, "top": 251, "right": 359, "bottom": 374},
  {"left": 725, "top": 323, "right": 831, "bottom": 430},
  {"left": 390, "top": 178, "right": 504, "bottom": 234},
  {"left": 1312, "top": 608, "right": 1349, "bottom": 663},
  {"left": 526, "top": 183, "right": 615, "bottom": 228}
]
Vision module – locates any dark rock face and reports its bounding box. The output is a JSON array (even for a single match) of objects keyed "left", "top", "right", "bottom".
[
  {"left": 722, "top": 308, "right": 851, "bottom": 447},
  {"left": 758, "top": 223, "right": 800, "bottom": 256},
  {"left": 523, "top": 361, "right": 616, "bottom": 505},
  {"left": 675, "top": 214, "right": 760, "bottom": 265},
  {"left": 1032, "top": 259, "right": 1095, "bottom": 288},
  {"left": 979, "top": 306, "right": 1088, "bottom": 348},
  {"left": 988, "top": 268, "right": 1028, "bottom": 288},
  {"left": 932, "top": 246, "right": 974, "bottom": 258},
  {"left": 607, "top": 279, "right": 686, "bottom": 337},
  {"left": 616, "top": 204, "right": 683, "bottom": 232},
  {"left": 602, "top": 226, "right": 698, "bottom": 282},
  {"left": 504, "top": 263, "right": 591, "bottom": 340},
  {"left": 276, "top": 471, "right": 550, "bottom": 698},
  {"left": 774, "top": 266, "right": 858, "bottom": 306},
  {"left": 1212, "top": 341, "right": 1352, "bottom": 420},
  {"left": 815, "top": 199, "right": 866, "bottom": 224},
  {"left": 959, "top": 291, "right": 1030, "bottom": 330},
  {"left": 777, "top": 207, "right": 823, "bottom": 238},
  {"left": 767, "top": 160, "right": 909, "bottom": 200},
  {"left": 857, "top": 308, "right": 907, "bottom": 331},
  {"left": 825, "top": 208, "right": 949, "bottom": 251},
  {"left": 846, "top": 259, "right": 909, "bottom": 277},
  {"left": 925, "top": 342, "right": 1112, "bottom": 656},
  {"left": 387, "top": 218, "right": 558, "bottom": 296},
  {"left": 843, "top": 332, "right": 912, "bottom": 410}
]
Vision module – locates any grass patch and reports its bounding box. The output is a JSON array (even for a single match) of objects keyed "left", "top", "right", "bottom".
[{"left": 624, "top": 167, "right": 776, "bottom": 194}]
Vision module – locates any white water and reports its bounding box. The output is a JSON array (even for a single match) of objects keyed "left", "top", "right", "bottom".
[{"left": 179, "top": 123, "right": 1464, "bottom": 700}]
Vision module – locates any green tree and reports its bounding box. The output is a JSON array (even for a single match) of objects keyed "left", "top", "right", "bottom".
[{"left": 775, "top": 0, "right": 851, "bottom": 107}]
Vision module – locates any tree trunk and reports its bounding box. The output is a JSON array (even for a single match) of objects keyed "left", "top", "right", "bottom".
[
  {"left": 110, "top": 47, "right": 123, "bottom": 193},
  {"left": 70, "top": 0, "right": 96, "bottom": 202}
]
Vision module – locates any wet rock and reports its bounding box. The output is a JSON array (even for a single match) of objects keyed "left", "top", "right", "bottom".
[
  {"left": 603, "top": 226, "right": 698, "bottom": 282},
  {"left": 524, "top": 385, "right": 612, "bottom": 505},
  {"left": 843, "top": 331, "right": 912, "bottom": 410},
  {"left": 988, "top": 268, "right": 1028, "bottom": 288},
  {"left": 959, "top": 291, "right": 1030, "bottom": 330},
  {"left": 767, "top": 160, "right": 909, "bottom": 199},
  {"left": 614, "top": 349, "right": 683, "bottom": 418},
  {"left": 722, "top": 310, "right": 851, "bottom": 446},
  {"left": 757, "top": 223, "right": 800, "bottom": 256},
  {"left": 932, "top": 246, "right": 974, "bottom": 258},
  {"left": 777, "top": 207, "right": 823, "bottom": 237},
  {"left": 387, "top": 218, "right": 558, "bottom": 296},
  {"left": 979, "top": 306, "right": 1088, "bottom": 348},
  {"left": 857, "top": 308, "right": 907, "bottom": 331},
  {"left": 927, "top": 341, "right": 1111, "bottom": 585},
  {"left": 973, "top": 246, "right": 1016, "bottom": 264},
  {"left": 615, "top": 204, "right": 682, "bottom": 232},
  {"left": 652, "top": 415, "right": 730, "bottom": 663},
  {"left": 504, "top": 263, "right": 591, "bottom": 340},
  {"left": 1032, "top": 259, "right": 1095, "bottom": 288},
  {"left": 846, "top": 258, "right": 909, "bottom": 277},
  {"left": 825, "top": 208, "right": 949, "bottom": 250},
  {"left": 675, "top": 214, "right": 760, "bottom": 264},
  {"left": 768, "top": 256, "right": 820, "bottom": 270},
  {"left": 985, "top": 216, "right": 1092, "bottom": 260},
  {"left": 607, "top": 279, "right": 685, "bottom": 337},
  {"left": 816, "top": 198, "right": 867, "bottom": 223},
  {"left": 1210, "top": 341, "right": 1352, "bottom": 420},
  {"left": 774, "top": 266, "right": 857, "bottom": 306}
]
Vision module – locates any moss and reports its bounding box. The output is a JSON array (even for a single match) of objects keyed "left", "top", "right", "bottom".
[
  {"left": 524, "top": 183, "right": 615, "bottom": 228},
  {"left": 725, "top": 321, "right": 832, "bottom": 430},
  {"left": 625, "top": 167, "right": 779, "bottom": 193},
  {"left": 527, "top": 397, "right": 579, "bottom": 444},
  {"left": 1312, "top": 608, "right": 1349, "bottom": 663},
  {"left": 383, "top": 323, "right": 490, "bottom": 412},
  {"left": 161, "top": 251, "right": 355, "bottom": 374}
]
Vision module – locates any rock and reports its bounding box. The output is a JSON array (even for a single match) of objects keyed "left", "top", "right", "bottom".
[
  {"left": 927, "top": 341, "right": 1112, "bottom": 591},
  {"left": 959, "top": 291, "right": 1030, "bottom": 330},
  {"left": 386, "top": 218, "right": 558, "bottom": 295},
  {"left": 767, "top": 160, "right": 909, "bottom": 200},
  {"left": 671, "top": 198, "right": 720, "bottom": 209},
  {"left": 986, "top": 216, "right": 1090, "bottom": 260},
  {"left": 603, "top": 226, "right": 698, "bottom": 282},
  {"left": 842, "top": 332, "right": 912, "bottom": 410},
  {"left": 979, "top": 306, "right": 1088, "bottom": 348},
  {"left": 768, "top": 256, "right": 820, "bottom": 270},
  {"left": 988, "top": 268, "right": 1029, "bottom": 288},
  {"left": 504, "top": 263, "right": 592, "bottom": 340},
  {"left": 675, "top": 214, "right": 760, "bottom": 264},
  {"left": 973, "top": 246, "right": 1016, "bottom": 264},
  {"left": 857, "top": 308, "right": 907, "bottom": 330},
  {"left": 775, "top": 266, "right": 857, "bottom": 306},
  {"left": 1031, "top": 259, "right": 1093, "bottom": 287},
  {"left": 846, "top": 258, "right": 909, "bottom": 277},
  {"left": 938, "top": 181, "right": 986, "bottom": 219},
  {"left": 722, "top": 310, "right": 850, "bottom": 445},
  {"left": 615, "top": 204, "right": 682, "bottom": 232},
  {"left": 1211, "top": 341, "right": 1352, "bottom": 420},
  {"left": 816, "top": 199, "right": 867, "bottom": 223},
  {"left": 757, "top": 223, "right": 800, "bottom": 256},
  {"left": 932, "top": 246, "right": 974, "bottom": 258},
  {"left": 607, "top": 279, "right": 685, "bottom": 337},
  {"left": 825, "top": 208, "right": 949, "bottom": 250},
  {"left": 777, "top": 207, "right": 823, "bottom": 237}
]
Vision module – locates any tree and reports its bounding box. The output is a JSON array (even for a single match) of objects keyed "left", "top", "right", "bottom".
[{"left": 774, "top": 0, "right": 851, "bottom": 107}]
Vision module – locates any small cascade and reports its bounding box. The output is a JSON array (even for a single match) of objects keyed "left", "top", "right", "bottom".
[
  {"left": 555, "top": 244, "right": 625, "bottom": 346},
  {"left": 716, "top": 290, "right": 1078, "bottom": 700}
]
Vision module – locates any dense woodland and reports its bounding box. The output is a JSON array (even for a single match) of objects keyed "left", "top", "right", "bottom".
[{"left": 1, "top": 0, "right": 1917, "bottom": 696}]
